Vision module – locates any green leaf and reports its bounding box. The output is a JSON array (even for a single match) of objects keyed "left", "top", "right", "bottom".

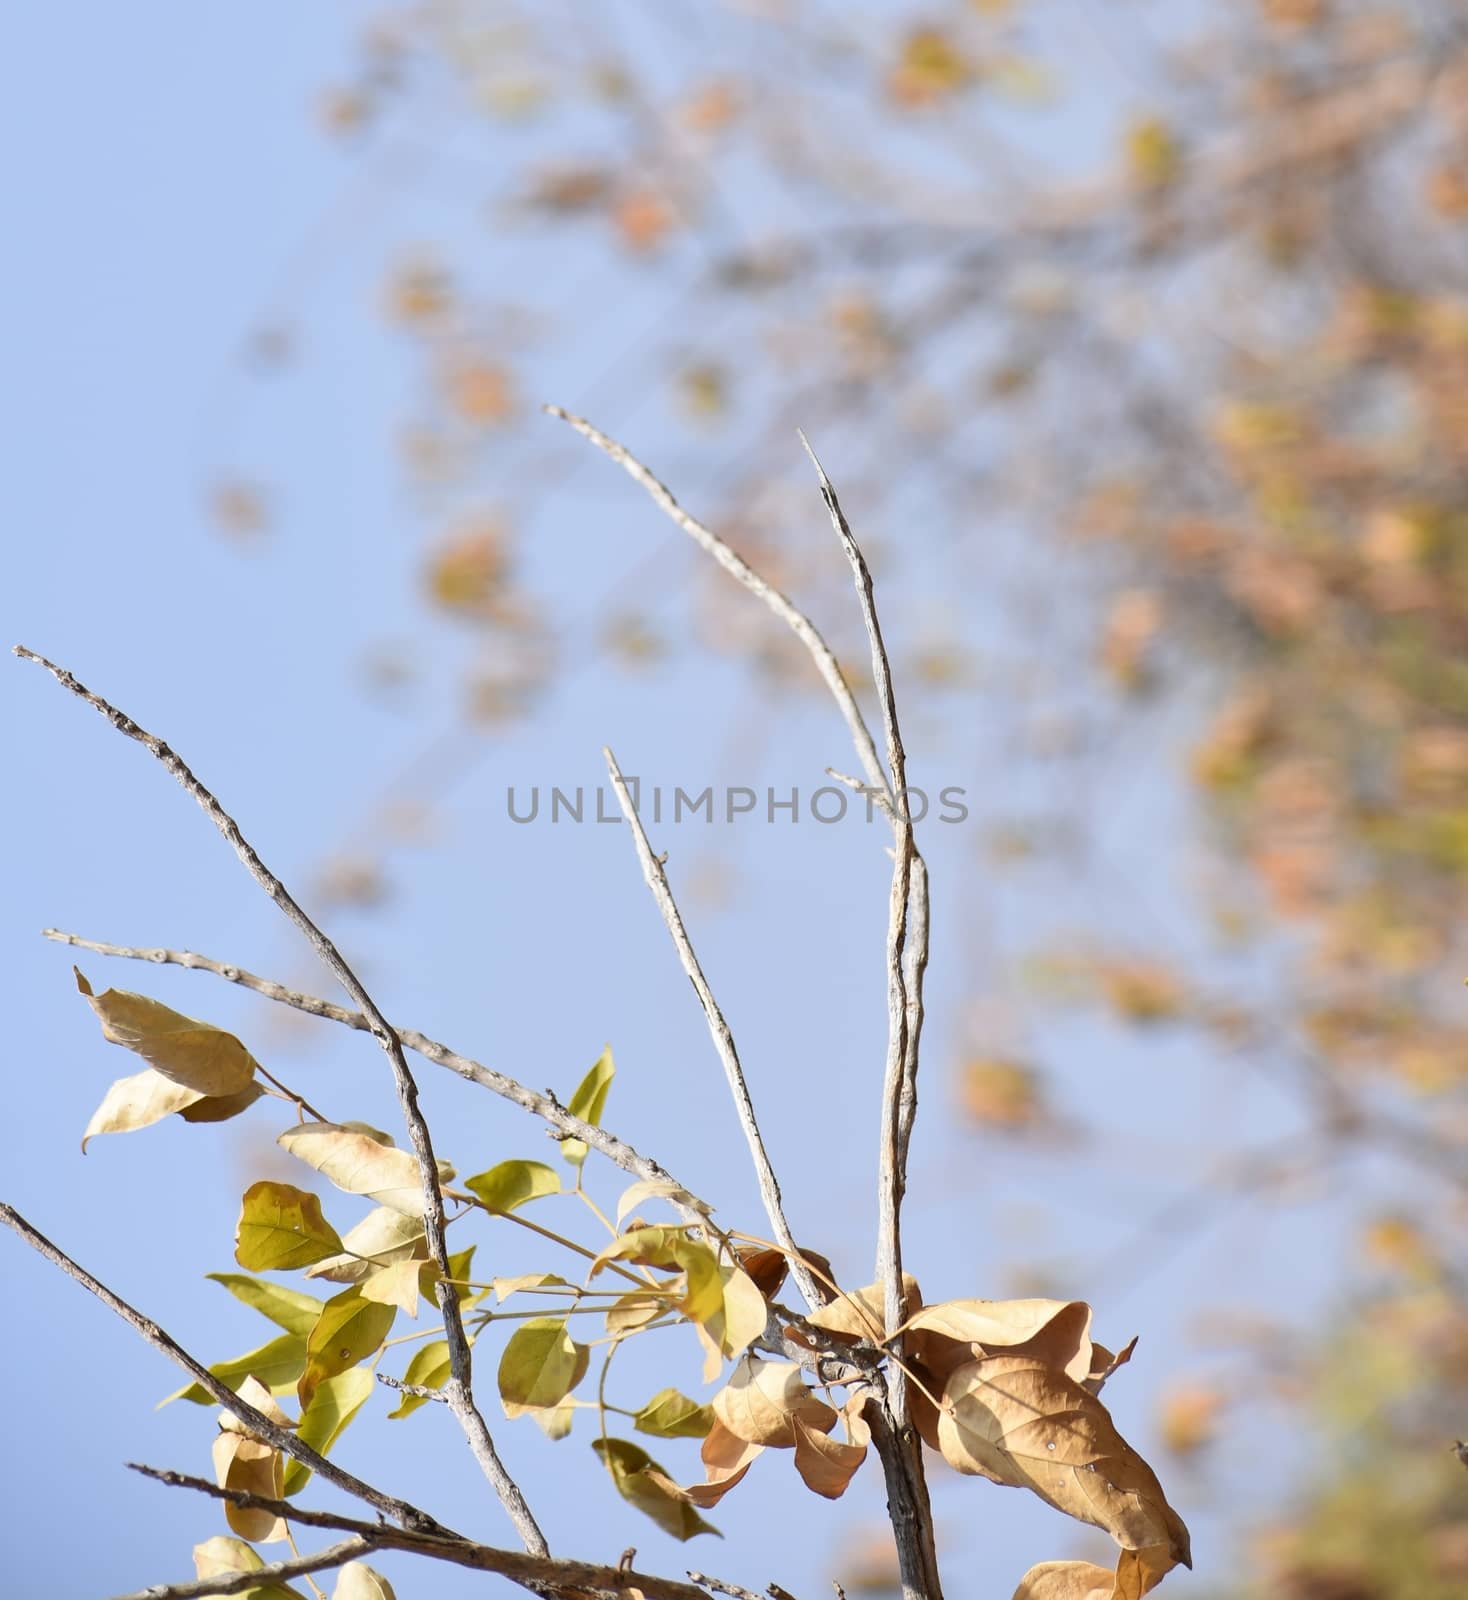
[
  {"left": 560, "top": 1045, "right": 614, "bottom": 1169},
  {"left": 497, "top": 1318, "right": 589, "bottom": 1415},
  {"left": 161, "top": 1331, "right": 307, "bottom": 1406},
  {"left": 297, "top": 1286, "right": 395, "bottom": 1410},
  {"left": 592, "top": 1437, "right": 719, "bottom": 1540},
  {"left": 75, "top": 969, "right": 259, "bottom": 1096},
  {"left": 207, "top": 1274, "right": 325, "bottom": 1337},
  {"left": 236, "top": 1181, "right": 343, "bottom": 1272},
  {"left": 283, "top": 1365, "right": 377, "bottom": 1495},
  {"left": 387, "top": 1338, "right": 454, "bottom": 1419},
  {"left": 445, "top": 1244, "right": 484, "bottom": 1307},
  {"left": 635, "top": 1387, "right": 715, "bottom": 1439},
  {"left": 464, "top": 1160, "right": 562, "bottom": 1214}
]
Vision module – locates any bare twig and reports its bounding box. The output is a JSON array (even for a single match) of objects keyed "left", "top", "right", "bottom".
[
  {"left": 797, "top": 443, "right": 937, "bottom": 1600},
  {"left": 687, "top": 1574, "right": 765, "bottom": 1600},
  {"left": 0, "top": 1204, "right": 448, "bottom": 1534},
  {"left": 129, "top": 1464, "right": 736, "bottom": 1600},
  {"left": 116, "top": 1538, "right": 372, "bottom": 1600},
  {"left": 41, "top": 929, "right": 696, "bottom": 1197},
  {"left": 15, "top": 647, "right": 545, "bottom": 1558},
  {"left": 602, "top": 748, "right": 822, "bottom": 1313},
  {"left": 376, "top": 1371, "right": 450, "bottom": 1404},
  {"left": 545, "top": 407, "right": 894, "bottom": 817}
]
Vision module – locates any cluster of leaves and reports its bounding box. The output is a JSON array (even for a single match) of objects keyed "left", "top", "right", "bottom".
[{"left": 73, "top": 962, "right": 1195, "bottom": 1598}]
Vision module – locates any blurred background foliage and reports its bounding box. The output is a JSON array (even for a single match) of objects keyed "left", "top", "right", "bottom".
[{"left": 205, "top": 3, "right": 1468, "bottom": 1595}]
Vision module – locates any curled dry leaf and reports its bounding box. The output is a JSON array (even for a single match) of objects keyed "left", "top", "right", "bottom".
[
  {"left": 904, "top": 1298, "right": 1096, "bottom": 1384},
  {"left": 711, "top": 1355, "right": 838, "bottom": 1446},
  {"left": 278, "top": 1122, "right": 446, "bottom": 1217},
  {"left": 937, "top": 1356, "right": 1190, "bottom": 1570},
  {"left": 1085, "top": 1337, "right": 1139, "bottom": 1397},
  {"left": 306, "top": 1207, "right": 426, "bottom": 1285},
  {"left": 1011, "top": 1546, "right": 1177, "bottom": 1600},
  {"left": 75, "top": 969, "right": 259, "bottom": 1097},
  {"left": 219, "top": 1374, "right": 294, "bottom": 1434},
  {"left": 791, "top": 1399, "right": 871, "bottom": 1499},
  {"left": 81, "top": 1068, "right": 204, "bottom": 1150},
  {"left": 212, "top": 1429, "right": 287, "bottom": 1542}
]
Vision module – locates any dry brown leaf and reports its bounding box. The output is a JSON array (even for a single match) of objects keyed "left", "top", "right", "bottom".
[
  {"left": 701, "top": 1417, "right": 765, "bottom": 1489},
  {"left": 791, "top": 1400, "right": 871, "bottom": 1499},
  {"left": 938, "top": 1356, "right": 1190, "bottom": 1568},
  {"left": 75, "top": 970, "right": 258, "bottom": 1097},
  {"left": 1085, "top": 1337, "right": 1139, "bottom": 1396},
  {"left": 711, "top": 1355, "right": 837, "bottom": 1446},
  {"left": 1011, "top": 1549, "right": 1176, "bottom": 1600},
  {"left": 211, "top": 1430, "right": 287, "bottom": 1543},
  {"left": 904, "top": 1298, "right": 1095, "bottom": 1384},
  {"left": 803, "top": 1274, "right": 921, "bottom": 1345},
  {"left": 219, "top": 1375, "right": 294, "bottom": 1435}
]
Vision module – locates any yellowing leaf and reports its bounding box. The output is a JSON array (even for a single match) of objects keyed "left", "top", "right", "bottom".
[
  {"left": 305, "top": 1208, "right": 427, "bottom": 1285},
  {"left": 937, "top": 1357, "right": 1190, "bottom": 1567},
  {"left": 236, "top": 1182, "right": 343, "bottom": 1272},
  {"left": 192, "top": 1533, "right": 305, "bottom": 1600},
  {"left": 81, "top": 1068, "right": 203, "bottom": 1149},
  {"left": 75, "top": 970, "right": 258, "bottom": 1096},
  {"left": 593, "top": 1437, "right": 719, "bottom": 1539},
  {"left": 792, "top": 1401, "right": 870, "bottom": 1499},
  {"left": 605, "top": 1289, "right": 670, "bottom": 1334},
  {"left": 711, "top": 1355, "right": 837, "bottom": 1446},
  {"left": 207, "top": 1275, "right": 324, "bottom": 1338},
  {"left": 283, "top": 1366, "right": 376, "bottom": 1495},
  {"left": 332, "top": 1563, "right": 398, "bottom": 1600},
  {"left": 387, "top": 1338, "right": 455, "bottom": 1420},
  {"left": 277, "top": 1123, "right": 430, "bottom": 1217},
  {"left": 297, "top": 1287, "right": 395, "bottom": 1410},
  {"left": 361, "top": 1257, "right": 435, "bottom": 1318},
  {"left": 616, "top": 1178, "right": 707, "bottom": 1226},
  {"left": 465, "top": 1160, "right": 562, "bottom": 1214},
  {"left": 532, "top": 1402, "right": 576, "bottom": 1440},
  {"left": 634, "top": 1388, "right": 715, "bottom": 1439},
  {"left": 560, "top": 1046, "right": 615, "bottom": 1168},
  {"left": 498, "top": 1318, "right": 589, "bottom": 1415},
  {"left": 591, "top": 1228, "right": 764, "bottom": 1366},
  {"left": 493, "top": 1272, "right": 573, "bottom": 1303},
  {"left": 163, "top": 1332, "right": 307, "bottom": 1406},
  {"left": 212, "top": 1430, "right": 287, "bottom": 1542}
]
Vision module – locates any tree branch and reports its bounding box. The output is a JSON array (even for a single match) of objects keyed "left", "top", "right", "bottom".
[
  {"left": 15, "top": 646, "right": 545, "bottom": 1558},
  {"left": 602, "top": 748, "right": 822, "bottom": 1313},
  {"left": 116, "top": 1538, "right": 372, "bottom": 1600},
  {"left": 0, "top": 1204, "right": 448, "bottom": 1534},
  {"left": 40, "top": 929, "right": 697, "bottom": 1199},
  {"left": 127, "top": 1464, "right": 736, "bottom": 1600}
]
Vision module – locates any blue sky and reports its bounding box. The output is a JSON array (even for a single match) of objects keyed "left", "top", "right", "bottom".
[{"left": 0, "top": 6, "right": 1376, "bottom": 1598}]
